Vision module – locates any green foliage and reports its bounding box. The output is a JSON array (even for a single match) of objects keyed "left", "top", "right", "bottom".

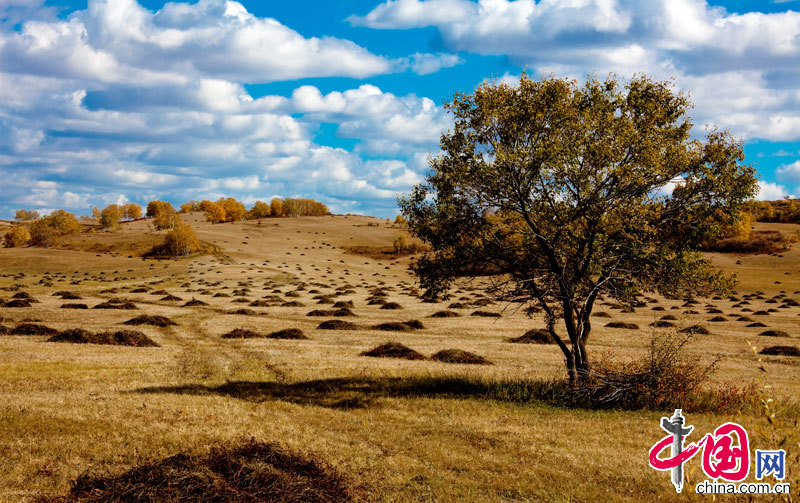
[{"left": 399, "top": 73, "right": 758, "bottom": 383}]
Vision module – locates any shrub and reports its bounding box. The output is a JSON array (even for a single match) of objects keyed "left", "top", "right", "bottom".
[
  {"left": 204, "top": 201, "right": 226, "bottom": 223},
  {"left": 394, "top": 214, "right": 407, "bottom": 225},
  {"left": 393, "top": 234, "right": 408, "bottom": 253},
  {"left": 3, "top": 226, "right": 31, "bottom": 248},
  {"left": 249, "top": 200, "right": 271, "bottom": 219},
  {"left": 122, "top": 203, "right": 142, "bottom": 220},
  {"left": 14, "top": 209, "right": 39, "bottom": 221},
  {"left": 45, "top": 209, "right": 81, "bottom": 235},
  {"left": 99, "top": 204, "right": 122, "bottom": 229},
  {"left": 218, "top": 197, "right": 247, "bottom": 222},
  {"left": 270, "top": 198, "right": 284, "bottom": 217},
  {"left": 569, "top": 334, "right": 749, "bottom": 411},
  {"left": 162, "top": 223, "right": 200, "bottom": 257},
  {"left": 28, "top": 219, "right": 56, "bottom": 247}
]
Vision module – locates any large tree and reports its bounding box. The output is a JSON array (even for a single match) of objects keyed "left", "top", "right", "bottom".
[{"left": 400, "top": 74, "right": 758, "bottom": 384}]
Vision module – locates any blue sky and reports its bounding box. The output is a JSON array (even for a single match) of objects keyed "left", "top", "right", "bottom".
[{"left": 1, "top": 0, "right": 799, "bottom": 218}]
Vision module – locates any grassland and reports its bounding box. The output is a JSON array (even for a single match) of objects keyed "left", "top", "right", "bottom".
[{"left": 1, "top": 214, "right": 798, "bottom": 502}]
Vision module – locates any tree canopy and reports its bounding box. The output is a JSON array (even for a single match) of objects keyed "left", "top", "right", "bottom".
[{"left": 400, "top": 73, "right": 758, "bottom": 383}]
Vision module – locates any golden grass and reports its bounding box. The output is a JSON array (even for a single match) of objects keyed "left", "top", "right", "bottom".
[{"left": 1, "top": 216, "right": 799, "bottom": 502}]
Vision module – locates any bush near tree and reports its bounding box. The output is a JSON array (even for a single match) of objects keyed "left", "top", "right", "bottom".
[
  {"left": 122, "top": 203, "right": 142, "bottom": 220},
  {"left": 146, "top": 201, "right": 178, "bottom": 230},
  {"left": 218, "top": 197, "right": 247, "bottom": 222},
  {"left": 270, "top": 198, "right": 283, "bottom": 217},
  {"left": 14, "top": 209, "right": 40, "bottom": 221},
  {"left": 28, "top": 219, "right": 56, "bottom": 247},
  {"left": 162, "top": 222, "right": 200, "bottom": 257},
  {"left": 100, "top": 204, "right": 122, "bottom": 230},
  {"left": 248, "top": 201, "right": 271, "bottom": 219},
  {"left": 400, "top": 73, "right": 757, "bottom": 384},
  {"left": 3, "top": 226, "right": 31, "bottom": 247},
  {"left": 204, "top": 202, "right": 226, "bottom": 223}
]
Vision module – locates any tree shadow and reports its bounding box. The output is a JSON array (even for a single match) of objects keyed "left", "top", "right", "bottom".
[{"left": 134, "top": 375, "right": 567, "bottom": 410}]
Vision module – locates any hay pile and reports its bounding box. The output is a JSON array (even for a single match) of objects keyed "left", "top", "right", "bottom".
[
  {"left": 48, "top": 329, "right": 159, "bottom": 347},
  {"left": 507, "top": 329, "right": 553, "bottom": 344},
  {"left": 123, "top": 315, "right": 177, "bottom": 327},
  {"left": 431, "top": 349, "right": 491, "bottom": 365},
  {"left": 359, "top": 342, "right": 426, "bottom": 360},
  {"left": 44, "top": 440, "right": 351, "bottom": 503},
  {"left": 317, "top": 320, "right": 359, "bottom": 330}
]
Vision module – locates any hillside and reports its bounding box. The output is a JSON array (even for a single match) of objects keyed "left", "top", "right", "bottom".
[{"left": 0, "top": 215, "right": 798, "bottom": 502}]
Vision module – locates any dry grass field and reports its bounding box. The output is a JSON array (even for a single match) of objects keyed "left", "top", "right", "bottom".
[{"left": 1, "top": 214, "right": 798, "bottom": 502}]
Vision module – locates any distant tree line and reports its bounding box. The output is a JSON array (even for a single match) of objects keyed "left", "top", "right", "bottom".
[
  {"left": 179, "top": 197, "right": 330, "bottom": 223},
  {"left": 748, "top": 198, "right": 800, "bottom": 224},
  {"left": 4, "top": 196, "right": 330, "bottom": 250}
]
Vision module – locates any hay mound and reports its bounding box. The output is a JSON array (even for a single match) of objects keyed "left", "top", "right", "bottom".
[
  {"left": 3, "top": 299, "right": 31, "bottom": 308},
  {"left": 317, "top": 320, "right": 359, "bottom": 330},
  {"left": 59, "top": 292, "right": 82, "bottom": 300},
  {"left": 759, "top": 346, "right": 799, "bottom": 357},
  {"left": 281, "top": 301, "right": 304, "bottom": 307},
  {"left": 267, "top": 329, "right": 308, "bottom": 340},
  {"left": 123, "top": 315, "right": 177, "bottom": 327},
  {"left": 366, "top": 298, "right": 387, "bottom": 305},
  {"left": 332, "top": 308, "right": 356, "bottom": 317},
  {"left": 650, "top": 320, "right": 675, "bottom": 328},
  {"left": 332, "top": 301, "right": 354, "bottom": 308},
  {"left": 680, "top": 325, "right": 710, "bottom": 335},
  {"left": 592, "top": 311, "right": 612, "bottom": 318},
  {"left": 747, "top": 322, "right": 768, "bottom": 328},
  {"left": 660, "top": 315, "right": 678, "bottom": 321},
  {"left": 605, "top": 322, "right": 639, "bottom": 329},
  {"left": 60, "top": 303, "right": 88, "bottom": 309},
  {"left": 183, "top": 299, "right": 209, "bottom": 307},
  {"left": 222, "top": 329, "right": 262, "bottom": 339},
  {"left": 372, "top": 322, "right": 413, "bottom": 332},
  {"left": 360, "top": 342, "right": 426, "bottom": 360},
  {"left": 94, "top": 299, "right": 137, "bottom": 310},
  {"left": 471, "top": 311, "right": 500, "bottom": 317},
  {"left": 160, "top": 295, "right": 182, "bottom": 301},
  {"left": 49, "top": 329, "right": 159, "bottom": 347},
  {"left": 249, "top": 300, "right": 273, "bottom": 307},
  {"left": 230, "top": 308, "right": 258, "bottom": 316},
  {"left": 431, "top": 349, "right": 491, "bottom": 365},
  {"left": 379, "top": 302, "right": 403, "bottom": 310},
  {"left": 759, "top": 330, "right": 789, "bottom": 337},
  {"left": 708, "top": 316, "right": 727, "bottom": 322},
  {"left": 507, "top": 329, "right": 553, "bottom": 344},
  {"left": 10, "top": 323, "right": 59, "bottom": 336},
  {"left": 429, "top": 311, "right": 460, "bottom": 318},
  {"left": 401, "top": 319, "right": 425, "bottom": 330},
  {"left": 48, "top": 440, "right": 351, "bottom": 503},
  {"left": 306, "top": 310, "right": 333, "bottom": 317}
]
